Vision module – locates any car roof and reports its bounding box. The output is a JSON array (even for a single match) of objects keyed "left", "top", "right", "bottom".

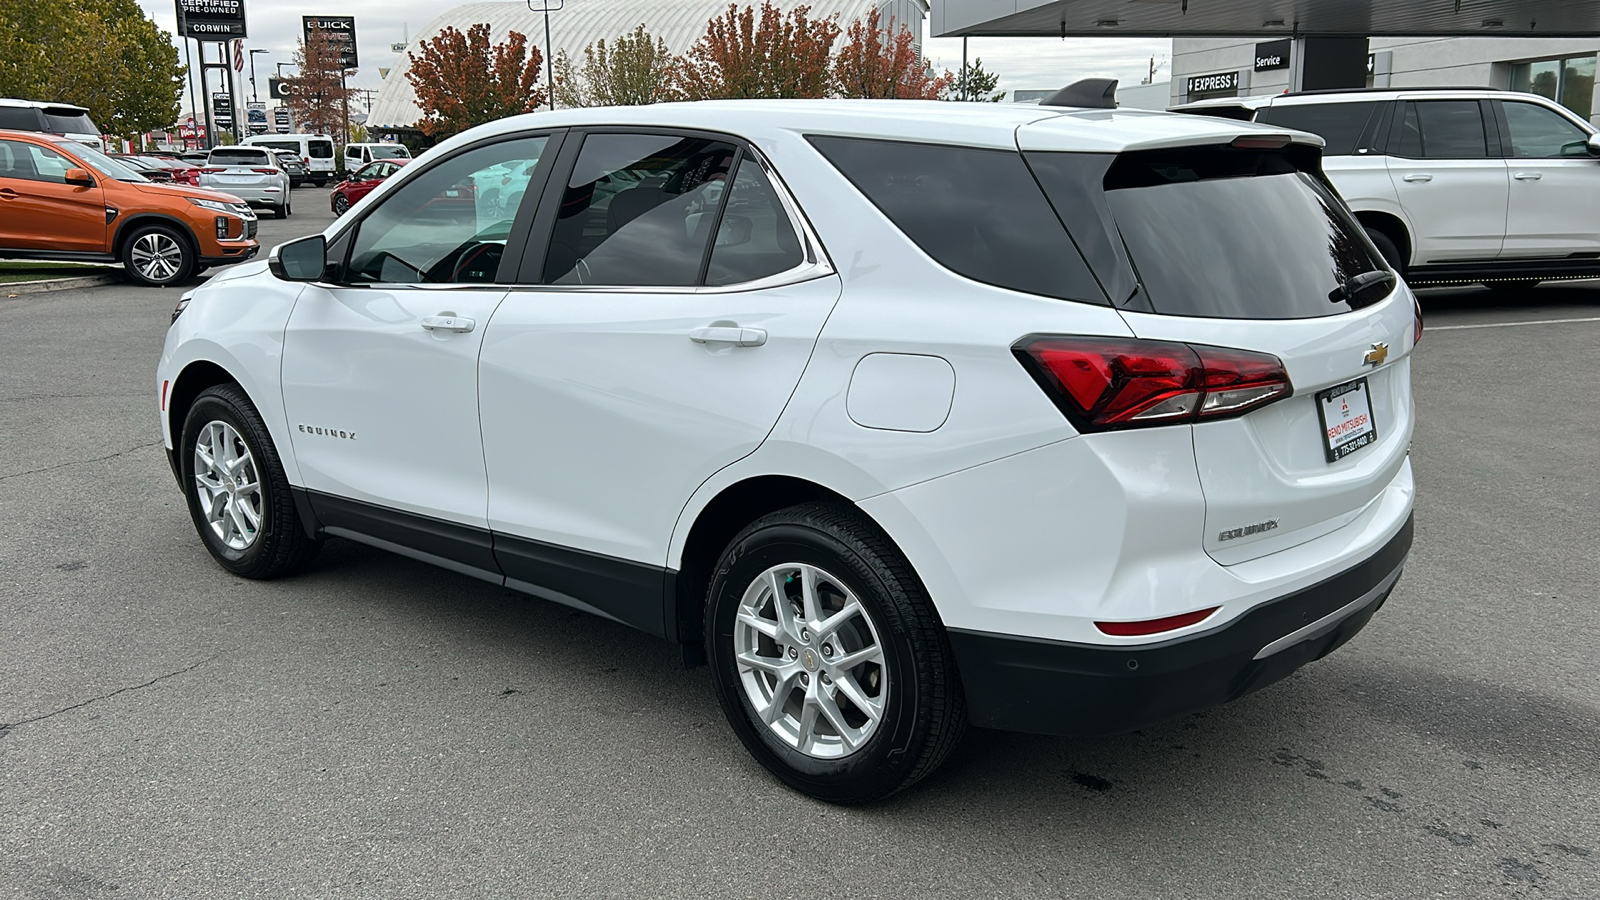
[
  {"left": 0, "top": 128, "right": 75, "bottom": 146},
  {"left": 0, "top": 98, "right": 90, "bottom": 112},
  {"left": 431, "top": 99, "right": 1322, "bottom": 157}
]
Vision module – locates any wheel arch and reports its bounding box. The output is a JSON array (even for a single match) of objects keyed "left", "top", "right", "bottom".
[
  {"left": 113, "top": 213, "right": 200, "bottom": 261},
  {"left": 1354, "top": 210, "right": 1412, "bottom": 272},
  {"left": 166, "top": 359, "right": 241, "bottom": 466}
]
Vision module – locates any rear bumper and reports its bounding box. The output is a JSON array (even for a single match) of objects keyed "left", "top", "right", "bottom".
[{"left": 949, "top": 513, "right": 1412, "bottom": 736}]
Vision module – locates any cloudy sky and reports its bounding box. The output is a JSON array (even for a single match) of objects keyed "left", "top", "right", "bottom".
[{"left": 136, "top": 0, "right": 1172, "bottom": 109}]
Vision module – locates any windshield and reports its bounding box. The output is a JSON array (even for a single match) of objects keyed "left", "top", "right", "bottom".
[
  {"left": 1083, "top": 147, "right": 1386, "bottom": 319},
  {"left": 369, "top": 145, "right": 409, "bottom": 159},
  {"left": 44, "top": 108, "right": 98, "bottom": 135},
  {"left": 71, "top": 142, "right": 149, "bottom": 183}
]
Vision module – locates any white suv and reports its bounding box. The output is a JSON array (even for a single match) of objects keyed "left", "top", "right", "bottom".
[
  {"left": 1174, "top": 88, "right": 1600, "bottom": 288},
  {"left": 158, "top": 93, "right": 1418, "bottom": 803}
]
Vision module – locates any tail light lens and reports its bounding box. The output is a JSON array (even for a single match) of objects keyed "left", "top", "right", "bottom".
[
  {"left": 197, "top": 167, "right": 224, "bottom": 174},
  {"left": 1014, "top": 335, "right": 1293, "bottom": 432},
  {"left": 1413, "top": 296, "right": 1423, "bottom": 345},
  {"left": 252, "top": 168, "right": 277, "bottom": 174}
]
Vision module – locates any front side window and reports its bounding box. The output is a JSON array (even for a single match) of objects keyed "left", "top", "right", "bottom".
[
  {"left": 0, "top": 140, "right": 79, "bottom": 183},
  {"left": 705, "top": 158, "right": 804, "bottom": 286},
  {"left": 1396, "top": 101, "right": 1489, "bottom": 159},
  {"left": 1502, "top": 101, "right": 1592, "bottom": 158},
  {"left": 346, "top": 135, "right": 548, "bottom": 285},
  {"left": 542, "top": 133, "right": 737, "bottom": 286},
  {"left": 1257, "top": 102, "right": 1380, "bottom": 156}
]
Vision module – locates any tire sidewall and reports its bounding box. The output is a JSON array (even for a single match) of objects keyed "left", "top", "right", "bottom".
[
  {"left": 707, "top": 521, "right": 926, "bottom": 800},
  {"left": 123, "top": 224, "right": 193, "bottom": 287},
  {"left": 180, "top": 390, "right": 279, "bottom": 575},
  {"left": 333, "top": 195, "right": 349, "bottom": 215},
  {"left": 1364, "top": 227, "right": 1405, "bottom": 275}
]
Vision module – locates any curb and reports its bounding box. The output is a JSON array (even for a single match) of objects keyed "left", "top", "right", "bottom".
[{"left": 2, "top": 274, "right": 122, "bottom": 296}]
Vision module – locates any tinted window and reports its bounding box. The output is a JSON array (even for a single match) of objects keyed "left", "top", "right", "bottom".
[
  {"left": 370, "top": 145, "right": 409, "bottom": 159},
  {"left": 0, "top": 107, "right": 41, "bottom": 130},
  {"left": 43, "top": 108, "right": 96, "bottom": 134},
  {"left": 1502, "top": 101, "right": 1591, "bottom": 157},
  {"left": 542, "top": 133, "right": 736, "bottom": 286},
  {"left": 253, "top": 140, "right": 299, "bottom": 153},
  {"left": 706, "top": 158, "right": 804, "bottom": 286},
  {"left": 308, "top": 140, "right": 334, "bottom": 159},
  {"left": 809, "top": 136, "right": 1104, "bottom": 303},
  {"left": 347, "top": 135, "right": 547, "bottom": 285},
  {"left": 1096, "top": 148, "right": 1387, "bottom": 319},
  {"left": 1396, "top": 101, "right": 1489, "bottom": 158},
  {"left": 1258, "top": 102, "right": 1379, "bottom": 155},
  {"left": 210, "top": 149, "right": 272, "bottom": 166}
]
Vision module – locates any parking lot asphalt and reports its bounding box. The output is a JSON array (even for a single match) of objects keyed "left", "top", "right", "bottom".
[{"left": 2, "top": 187, "right": 1597, "bottom": 899}]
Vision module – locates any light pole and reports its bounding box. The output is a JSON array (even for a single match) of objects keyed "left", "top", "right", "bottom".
[
  {"left": 526, "top": 0, "right": 564, "bottom": 110},
  {"left": 249, "top": 49, "right": 269, "bottom": 103}
]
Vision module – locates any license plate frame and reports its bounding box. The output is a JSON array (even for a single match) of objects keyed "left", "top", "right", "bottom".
[{"left": 1315, "top": 378, "right": 1378, "bottom": 463}]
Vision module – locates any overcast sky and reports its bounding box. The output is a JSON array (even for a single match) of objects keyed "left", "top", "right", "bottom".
[{"left": 136, "top": 0, "right": 1172, "bottom": 109}]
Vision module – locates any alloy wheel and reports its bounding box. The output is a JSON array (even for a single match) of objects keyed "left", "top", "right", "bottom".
[
  {"left": 192, "top": 419, "right": 263, "bottom": 551},
  {"left": 130, "top": 231, "right": 185, "bottom": 283},
  {"left": 734, "top": 562, "right": 889, "bottom": 758}
]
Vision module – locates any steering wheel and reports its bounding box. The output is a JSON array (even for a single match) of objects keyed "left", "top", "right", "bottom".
[{"left": 449, "top": 242, "right": 504, "bottom": 283}]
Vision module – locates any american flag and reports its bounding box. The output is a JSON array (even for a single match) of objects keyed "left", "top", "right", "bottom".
[{"left": 232, "top": 40, "right": 244, "bottom": 73}]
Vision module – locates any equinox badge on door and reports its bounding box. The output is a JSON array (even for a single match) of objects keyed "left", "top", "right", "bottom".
[{"left": 1363, "top": 342, "right": 1390, "bottom": 367}]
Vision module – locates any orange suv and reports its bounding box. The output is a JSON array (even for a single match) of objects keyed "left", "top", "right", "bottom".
[{"left": 0, "top": 130, "right": 259, "bottom": 286}]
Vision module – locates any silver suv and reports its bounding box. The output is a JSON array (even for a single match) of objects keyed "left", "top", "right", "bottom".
[{"left": 1175, "top": 88, "right": 1600, "bottom": 289}]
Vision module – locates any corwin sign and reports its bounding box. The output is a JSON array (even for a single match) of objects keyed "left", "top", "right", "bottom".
[
  {"left": 1255, "top": 39, "right": 1292, "bottom": 71},
  {"left": 303, "top": 16, "right": 358, "bottom": 69},
  {"left": 178, "top": 0, "right": 247, "bottom": 38},
  {"left": 1185, "top": 71, "right": 1240, "bottom": 95}
]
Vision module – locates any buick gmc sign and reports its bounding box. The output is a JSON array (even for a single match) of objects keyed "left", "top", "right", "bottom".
[{"left": 1186, "top": 72, "right": 1240, "bottom": 95}]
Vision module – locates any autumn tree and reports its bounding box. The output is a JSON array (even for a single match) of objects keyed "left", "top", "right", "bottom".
[
  {"left": 951, "top": 58, "right": 1003, "bottom": 102},
  {"left": 553, "top": 25, "right": 677, "bottom": 108},
  {"left": 675, "top": 2, "right": 840, "bottom": 100},
  {"left": 0, "top": 0, "right": 183, "bottom": 137},
  {"left": 407, "top": 23, "right": 545, "bottom": 137},
  {"left": 832, "top": 8, "right": 952, "bottom": 100},
  {"left": 281, "top": 23, "right": 356, "bottom": 138}
]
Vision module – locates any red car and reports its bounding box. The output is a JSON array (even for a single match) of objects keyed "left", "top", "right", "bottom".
[{"left": 330, "top": 158, "right": 409, "bottom": 216}]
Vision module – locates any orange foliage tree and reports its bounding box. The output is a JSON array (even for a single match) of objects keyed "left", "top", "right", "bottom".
[
  {"left": 282, "top": 23, "right": 356, "bottom": 138},
  {"left": 406, "top": 23, "right": 545, "bottom": 137},
  {"left": 832, "top": 8, "right": 952, "bottom": 99},
  {"left": 675, "top": 2, "right": 840, "bottom": 99}
]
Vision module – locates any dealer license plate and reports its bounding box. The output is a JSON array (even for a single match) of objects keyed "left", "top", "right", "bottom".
[{"left": 1316, "top": 378, "right": 1378, "bottom": 463}]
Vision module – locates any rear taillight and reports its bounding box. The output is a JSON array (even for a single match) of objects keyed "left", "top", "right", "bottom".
[
  {"left": 251, "top": 168, "right": 277, "bottom": 174},
  {"left": 1014, "top": 335, "right": 1293, "bottom": 432},
  {"left": 198, "top": 167, "right": 224, "bottom": 174},
  {"left": 1413, "top": 296, "right": 1423, "bottom": 346}
]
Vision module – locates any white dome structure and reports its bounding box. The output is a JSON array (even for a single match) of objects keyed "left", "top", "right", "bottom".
[{"left": 368, "top": 0, "right": 929, "bottom": 130}]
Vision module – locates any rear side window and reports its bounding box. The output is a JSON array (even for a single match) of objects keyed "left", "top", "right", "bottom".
[
  {"left": 308, "top": 140, "right": 335, "bottom": 159},
  {"left": 1395, "top": 101, "right": 1489, "bottom": 159},
  {"left": 370, "top": 145, "right": 409, "bottom": 159},
  {"left": 43, "top": 108, "right": 97, "bottom": 134},
  {"left": 0, "top": 107, "right": 42, "bottom": 130},
  {"left": 808, "top": 136, "right": 1106, "bottom": 304},
  {"left": 1257, "top": 102, "right": 1379, "bottom": 155},
  {"left": 1086, "top": 147, "right": 1387, "bottom": 319},
  {"left": 254, "top": 141, "right": 298, "bottom": 153},
  {"left": 706, "top": 158, "right": 804, "bottom": 286}
]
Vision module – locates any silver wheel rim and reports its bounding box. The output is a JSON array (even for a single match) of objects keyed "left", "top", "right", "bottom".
[
  {"left": 735, "top": 563, "right": 889, "bottom": 759},
  {"left": 130, "top": 232, "right": 184, "bottom": 282},
  {"left": 192, "top": 420, "right": 263, "bottom": 551}
]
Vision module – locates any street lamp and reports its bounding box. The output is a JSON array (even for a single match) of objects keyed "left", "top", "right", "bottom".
[
  {"left": 526, "top": 0, "right": 564, "bottom": 110},
  {"left": 248, "top": 49, "right": 270, "bottom": 103}
]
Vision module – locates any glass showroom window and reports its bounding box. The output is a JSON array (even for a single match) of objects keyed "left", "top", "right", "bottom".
[{"left": 1511, "top": 55, "right": 1597, "bottom": 118}]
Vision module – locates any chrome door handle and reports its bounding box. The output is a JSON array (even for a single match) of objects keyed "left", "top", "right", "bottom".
[
  {"left": 421, "top": 314, "right": 475, "bottom": 333},
  {"left": 1513, "top": 172, "right": 1543, "bottom": 181},
  {"left": 689, "top": 325, "right": 767, "bottom": 347},
  {"left": 1402, "top": 174, "right": 1433, "bottom": 183}
]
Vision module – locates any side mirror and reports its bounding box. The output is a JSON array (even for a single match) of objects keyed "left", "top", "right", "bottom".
[
  {"left": 1588, "top": 133, "right": 1600, "bottom": 157},
  {"left": 64, "top": 167, "right": 94, "bottom": 187},
  {"left": 269, "top": 234, "right": 328, "bottom": 282}
]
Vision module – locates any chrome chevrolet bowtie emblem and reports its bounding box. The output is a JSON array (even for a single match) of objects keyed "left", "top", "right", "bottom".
[
  {"left": 1363, "top": 342, "right": 1389, "bottom": 367},
  {"left": 801, "top": 649, "right": 818, "bottom": 671}
]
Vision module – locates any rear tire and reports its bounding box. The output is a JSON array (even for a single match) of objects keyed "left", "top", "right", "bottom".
[
  {"left": 705, "top": 502, "right": 965, "bottom": 805},
  {"left": 1364, "top": 227, "right": 1406, "bottom": 276},
  {"left": 180, "top": 384, "right": 321, "bottom": 579},
  {"left": 121, "top": 224, "right": 195, "bottom": 287},
  {"left": 313, "top": 179, "right": 327, "bottom": 188},
  {"left": 1484, "top": 279, "right": 1540, "bottom": 292}
]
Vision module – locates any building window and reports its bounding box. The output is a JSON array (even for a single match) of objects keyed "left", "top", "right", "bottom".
[{"left": 1511, "top": 55, "right": 1596, "bottom": 118}]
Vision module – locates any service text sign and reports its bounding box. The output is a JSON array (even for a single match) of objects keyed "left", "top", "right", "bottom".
[
  {"left": 178, "top": 0, "right": 247, "bottom": 38},
  {"left": 304, "top": 16, "right": 358, "bottom": 69},
  {"left": 1255, "top": 39, "right": 1291, "bottom": 71}
]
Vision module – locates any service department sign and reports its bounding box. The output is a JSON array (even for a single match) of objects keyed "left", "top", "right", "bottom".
[
  {"left": 1254, "top": 39, "right": 1291, "bottom": 71},
  {"left": 304, "top": 16, "right": 358, "bottom": 69},
  {"left": 1186, "top": 71, "right": 1240, "bottom": 95},
  {"left": 178, "top": 0, "right": 246, "bottom": 38}
]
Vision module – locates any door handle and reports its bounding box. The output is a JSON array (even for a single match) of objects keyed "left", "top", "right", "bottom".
[
  {"left": 0, "top": 187, "right": 17, "bottom": 199},
  {"left": 689, "top": 325, "right": 767, "bottom": 347},
  {"left": 421, "top": 314, "right": 475, "bottom": 333},
  {"left": 1402, "top": 174, "right": 1433, "bottom": 183},
  {"left": 1513, "top": 172, "right": 1544, "bottom": 181}
]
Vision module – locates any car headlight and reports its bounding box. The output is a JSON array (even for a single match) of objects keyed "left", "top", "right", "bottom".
[
  {"left": 188, "top": 197, "right": 234, "bottom": 213},
  {"left": 172, "top": 290, "right": 195, "bottom": 324}
]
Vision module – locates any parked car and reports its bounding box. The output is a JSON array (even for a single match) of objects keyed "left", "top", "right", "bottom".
[
  {"left": 0, "top": 99, "right": 103, "bottom": 150},
  {"left": 179, "top": 150, "right": 211, "bottom": 164},
  {"left": 329, "top": 158, "right": 409, "bottom": 215},
  {"left": 198, "top": 146, "right": 291, "bottom": 218},
  {"left": 108, "top": 154, "right": 174, "bottom": 182},
  {"left": 158, "top": 91, "right": 1417, "bottom": 804},
  {"left": 273, "top": 150, "right": 310, "bottom": 188},
  {"left": 0, "top": 129, "right": 257, "bottom": 286},
  {"left": 241, "top": 134, "right": 337, "bottom": 186},
  {"left": 1171, "top": 87, "right": 1600, "bottom": 288},
  {"left": 139, "top": 155, "right": 204, "bottom": 187},
  {"left": 344, "top": 141, "right": 411, "bottom": 167}
]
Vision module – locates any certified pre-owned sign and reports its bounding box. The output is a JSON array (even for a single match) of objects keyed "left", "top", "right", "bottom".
[
  {"left": 1186, "top": 71, "right": 1240, "bottom": 95},
  {"left": 179, "top": 0, "right": 247, "bottom": 38},
  {"left": 304, "top": 16, "right": 358, "bottom": 69}
]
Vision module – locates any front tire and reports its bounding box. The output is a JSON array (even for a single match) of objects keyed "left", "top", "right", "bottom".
[
  {"left": 180, "top": 384, "right": 320, "bottom": 579},
  {"left": 706, "top": 503, "right": 965, "bottom": 804},
  {"left": 332, "top": 194, "right": 350, "bottom": 216},
  {"left": 122, "top": 224, "right": 194, "bottom": 287}
]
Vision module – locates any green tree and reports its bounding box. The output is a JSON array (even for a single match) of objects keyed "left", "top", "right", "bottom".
[
  {"left": 0, "top": 0, "right": 183, "bottom": 137},
  {"left": 951, "top": 58, "right": 1003, "bottom": 102},
  {"left": 553, "top": 25, "right": 677, "bottom": 107}
]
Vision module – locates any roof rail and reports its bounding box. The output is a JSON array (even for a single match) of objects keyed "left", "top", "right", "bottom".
[
  {"left": 1040, "top": 78, "right": 1118, "bottom": 109},
  {"left": 1283, "top": 85, "right": 1500, "bottom": 97}
]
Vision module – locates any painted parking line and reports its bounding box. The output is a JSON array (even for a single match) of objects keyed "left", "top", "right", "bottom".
[{"left": 1427, "top": 315, "right": 1600, "bottom": 332}]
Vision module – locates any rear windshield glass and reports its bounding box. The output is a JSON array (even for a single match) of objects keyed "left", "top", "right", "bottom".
[
  {"left": 211, "top": 149, "right": 271, "bottom": 166},
  {"left": 1257, "top": 102, "right": 1380, "bottom": 155},
  {"left": 308, "top": 140, "right": 334, "bottom": 159},
  {"left": 369, "top": 145, "right": 409, "bottom": 159},
  {"left": 808, "top": 136, "right": 1106, "bottom": 304},
  {"left": 43, "top": 109, "right": 97, "bottom": 135},
  {"left": 0, "top": 107, "right": 41, "bottom": 129},
  {"left": 1086, "top": 147, "right": 1386, "bottom": 319}
]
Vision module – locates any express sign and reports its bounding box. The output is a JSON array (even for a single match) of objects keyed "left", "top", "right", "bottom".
[
  {"left": 1185, "top": 71, "right": 1240, "bottom": 95},
  {"left": 178, "top": 0, "right": 247, "bottom": 38}
]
